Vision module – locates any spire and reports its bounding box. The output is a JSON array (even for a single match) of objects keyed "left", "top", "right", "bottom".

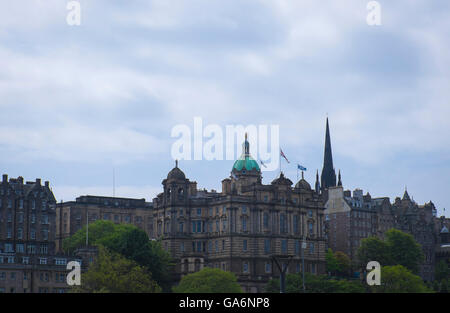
[
  {"left": 337, "top": 169, "right": 342, "bottom": 186},
  {"left": 243, "top": 132, "right": 250, "bottom": 155},
  {"left": 321, "top": 117, "right": 337, "bottom": 191},
  {"left": 315, "top": 169, "right": 320, "bottom": 193},
  {"left": 403, "top": 186, "right": 410, "bottom": 201}
]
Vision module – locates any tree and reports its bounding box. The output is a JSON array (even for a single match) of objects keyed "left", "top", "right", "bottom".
[
  {"left": 71, "top": 246, "right": 161, "bottom": 293},
  {"left": 326, "top": 249, "right": 340, "bottom": 276},
  {"left": 63, "top": 220, "right": 172, "bottom": 291},
  {"left": 265, "top": 273, "right": 365, "bottom": 293},
  {"left": 357, "top": 229, "right": 424, "bottom": 274},
  {"left": 434, "top": 260, "right": 449, "bottom": 282},
  {"left": 334, "top": 251, "right": 351, "bottom": 276},
  {"left": 173, "top": 268, "right": 243, "bottom": 293},
  {"left": 370, "top": 265, "right": 432, "bottom": 293},
  {"left": 357, "top": 236, "right": 391, "bottom": 268},
  {"left": 385, "top": 229, "right": 423, "bottom": 274}
]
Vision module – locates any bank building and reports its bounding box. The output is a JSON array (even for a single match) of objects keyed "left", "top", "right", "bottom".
[{"left": 151, "top": 134, "right": 326, "bottom": 292}]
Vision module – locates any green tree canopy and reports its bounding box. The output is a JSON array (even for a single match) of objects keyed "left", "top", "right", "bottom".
[
  {"left": 71, "top": 246, "right": 161, "bottom": 293},
  {"left": 265, "top": 273, "right": 365, "bottom": 293},
  {"left": 357, "top": 229, "right": 424, "bottom": 274},
  {"left": 63, "top": 220, "right": 172, "bottom": 291},
  {"left": 334, "top": 251, "right": 351, "bottom": 276},
  {"left": 371, "top": 265, "right": 432, "bottom": 293},
  {"left": 326, "top": 249, "right": 340, "bottom": 275},
  {"left": 385, "top": 229, "right": 424, "bottom": 274},
  {"left": 173, "top": 268, "right": 243, "bottom": 293}
]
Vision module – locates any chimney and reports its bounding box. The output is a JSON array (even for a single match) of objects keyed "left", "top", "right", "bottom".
[
  {"left": 36, "top": 178, "right": 41, "bottom": 185},
  {"left": 2, "top": 174, "right": 7, "bottom": 183},
  {"left": 45, "top": 181, "right": 49, "bottom": 188}
]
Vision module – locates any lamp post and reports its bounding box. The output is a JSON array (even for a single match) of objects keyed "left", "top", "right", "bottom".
[
  {"left": 271, "top": 255, "right": 294, "bottom": 293},
  {"left": 301, "top": 240, "right": 307, "bottom": 292}
]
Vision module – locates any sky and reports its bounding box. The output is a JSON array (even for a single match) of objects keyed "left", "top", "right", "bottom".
[{"left": 0, "top": 0, "right": 449, "bottom": 217}]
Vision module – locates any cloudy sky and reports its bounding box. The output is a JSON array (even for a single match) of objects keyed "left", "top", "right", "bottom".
[{"left": 0, "top": 1, "right": 449, "bottom": 217}]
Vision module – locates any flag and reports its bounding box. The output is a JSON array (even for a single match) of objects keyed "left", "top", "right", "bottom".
[
  {"left": 297, "top": 164, "right": 307, "bottom": 171},
  {"left": 280, "top": 149, "right": 290, "bottom": 163},
  {"left": 260, "top": 160, "right": 267, "bottom": 168}
]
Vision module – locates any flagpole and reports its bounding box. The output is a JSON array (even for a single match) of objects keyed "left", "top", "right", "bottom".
[{"left": 279, "top": 148, "right": 281, "bottom": 175}]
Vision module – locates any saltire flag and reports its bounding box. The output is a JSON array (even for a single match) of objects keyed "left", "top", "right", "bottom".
[
  {"left": 260, "top": 160, "right": 267, "bottom": 168},
  {"left": 280, "top": 149, "right": 290, "bottom": 163},
  {"left": 297, "top": 164, "right": 307, "bottom": 171}
]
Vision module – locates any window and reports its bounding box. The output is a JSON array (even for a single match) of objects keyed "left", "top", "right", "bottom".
[
  {"left": 215, "top": 240, "right": 218, "bottom": 252},
  {"left": 114, "top": 215, "right": 119, "bottom": 222},
  {"left": 242, "top": 218, "right": 247, "bottom": 232},
  {"left": 124, "top": 215, "right": 131, "bottom": 223},
  {"left": 243, "top": 262, "right": 249, "bottom": 273},
  {"left": 215, "top": 220, "right": 219, "bottom": 232},
  {"left": 308, "top": 210, "right": 313, "bottom": 218},
  {"left": 222, "top": 240, "right": 225, "bottom": 251},
  {"left": 16, "top": 244, "right": 24, "bottom": 253},
  {"left": 31, "top": 214, "right": 36, "bottom": 224},
  {"left": 5, "top": 243, "right": 13, "bottom": 253},
  {"left": 308, "top": 222, "right": 313, "bottom": 234},
  {"left": 197, "top": 208, "right": 202, "bottom": 216},
  {"left": 263, "top": 213, "right": 269, "bottom": 228},
  {"left": 263, "top": 195, "right": 268, "bottom": 202},
  {"left": 223, "top": 207, "right": 227, "bottom": 215},
  {"left": 243, "top": 239, "right": 247, "bottom": 252},
  {"left": 180, "top": 242, "right": 185, "bottom": 252},
  {"left": 27, "top": 244, "right": 36, "bottom": 254},
  {"left": 208, "top": 208, "right": 212, "bottom": 216},
  {"left": 264, "top": 239, "right": 271, "bottom": 254},
  {"left": 18, "top": 228, "right": 23, "bottom": 239},
  {"left": 280, "top": 214, "right": 287, "bottom": 233},
  {"left": 40, "top": 258, "right": 47, "bottom": 265},
  {"left": 10, "top": 272, "right": 16, "bottom": 280},
  {"left": 281, "top": 240, "right": 287, "bottom": 254},
  {"left": 294, "top": 215, "right": 299, "bottom": 233},
  {"left": 265, "top": 262, "right": 271, "bottom": 273},
  {"left": 7, "top": 227, "right": 11, "bottom": 238},
  {"left": 55, "top": 258, "right": 67, "bottom": 266},
  {"left": 179, "top": 222, "right": 184, "bottom": 233},
  {"left": 40, "top": 244, "right": 48, "bottom": 254},
  {"left": 242, "top": 206, "right": 247, "bottom": 214},
  {"left": 295, "top": 240, "right": 300, "bottom": 255},
  {"left": 7, "top": 257, "right": 14, "bottom": 264},
  {"left": 309, "top": 243, "right": 315, "bottom": 254}
]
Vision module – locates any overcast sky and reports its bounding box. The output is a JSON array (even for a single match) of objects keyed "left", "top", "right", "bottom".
[{"left": 0, "top": 1, "right": 449, "bottom": 217}]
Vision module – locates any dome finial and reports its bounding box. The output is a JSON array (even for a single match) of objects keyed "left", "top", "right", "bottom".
[{"left": 175, "top": 159, "right": 178, "bottom": 168}]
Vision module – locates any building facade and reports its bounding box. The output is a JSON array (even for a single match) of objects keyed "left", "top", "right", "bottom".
[
  {"left": 56, "top": 195, "right": 153, "bottom": 252},
  {"left": 150, "top": 136, "right": 327, "bottom": 292},
  {"left": 0, "top": 174, "right": 83, "bottom": 293}
]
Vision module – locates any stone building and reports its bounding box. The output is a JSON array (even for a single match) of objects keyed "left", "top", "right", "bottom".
[
  {"left": 391, "top": 192, "right": 437, "bottom": 281},
  {"left": 151, "top": 135, "right": 327, "bottom": 292},
  {"left": 0, "top": 174, "right": 81, "bottom": 293},
  {"left": 324, "top": 186, "right": 394, "bottom": 261},
  {"left": 434, "top": 216, "right": 450, "bottom": 269},
  {"left": 56, "top": 195, "right": 153, "bottom": 252}
]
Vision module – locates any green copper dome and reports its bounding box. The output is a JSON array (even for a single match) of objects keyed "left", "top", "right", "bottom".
[
  {"left": 232, "top": 133, "right": 260, "bottom": 172},
  {"left": 233, "top": 155, "right": 260, "bottom": 172}
]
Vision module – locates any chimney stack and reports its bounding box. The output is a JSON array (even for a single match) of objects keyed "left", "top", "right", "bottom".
[
  {"left": 36, "top": 178, "right": 41, "bottom": 185},
  {"left": 2, "top": 174, "right": 7, "bottom": 183}
]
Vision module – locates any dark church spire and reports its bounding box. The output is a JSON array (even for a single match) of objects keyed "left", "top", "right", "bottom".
[
  {"left": 321, "top": 117, "right": 337, "bottom": 192},
  {"left": 315, "top": 169, "right": 320, "bottom": 193},
  {"left": 337, "top": 169, "right": 342, "bottom": 186}
]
